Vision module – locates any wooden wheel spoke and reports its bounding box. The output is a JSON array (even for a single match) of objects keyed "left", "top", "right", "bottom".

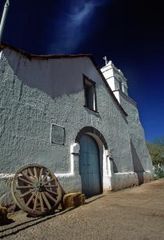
[
  {"left": 33, "top": 192, "right": 39, "bottom": 211},
  {"left": 42, "top": 171, "right": 52, "bottom": 183},
  {"left": 42, "top": 172, "right": 48, "bottom": 182},
  {"left": 43, "top": 178, "right": 54, "bottom": 185},
  {"left": 21, "top": 172, "right": 34, "bottom": 183},
  {"left": 25, "top": 192, "right": 36, "bottom": 207},
  {"left": 39, "top": 193, "right": 44, "bottom": 212},
  {"left": 34, "top": 167, "right": 38, "bottom": 180},
  {"left": 16, "top": 185, "right": 33, "bottom": 190},
  {"left": 46, "top": 189, "right": 58, "bottom": 196},
  {"left": 39, "top": 168, "right": 44, "bottom": 181},
  {"left": 41, "top": 192, "right": 51, "bottom": 210},
  {"left": 45, "top": 192, "right": 57, "bottom": 202},
  {"left": 44, "top": 184, "right": 57, "bottom": 188},
  {"left": 18, "top": 176, "right": 33, "bottom": 185},
  {"left": 20, "top": 189, "right": 34, "bottom": 198},
  {"left": 27, "top": 168, "right": 34, "bottom": 177}
]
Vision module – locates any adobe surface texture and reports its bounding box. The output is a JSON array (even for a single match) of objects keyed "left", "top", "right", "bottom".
[{"left": 1, "top": 179, "right": 164, "bottom": 240}]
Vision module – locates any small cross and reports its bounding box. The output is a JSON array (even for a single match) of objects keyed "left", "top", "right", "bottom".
[{"left": 103, "top": 56, "right": 108, "bottom": 65}]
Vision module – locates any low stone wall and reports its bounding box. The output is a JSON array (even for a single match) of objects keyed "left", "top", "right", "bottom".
[{"left": 111, "top": 171, "right": 153, "bottom": 191}]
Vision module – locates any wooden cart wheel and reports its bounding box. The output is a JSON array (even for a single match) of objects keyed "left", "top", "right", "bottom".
[{"left": 11, "top": 164, "right": 63, "bottom": 217}]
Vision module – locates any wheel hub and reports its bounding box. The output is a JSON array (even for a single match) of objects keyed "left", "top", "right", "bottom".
[{"left": 34, "top": 182, "right": 45, "bottom": 192}]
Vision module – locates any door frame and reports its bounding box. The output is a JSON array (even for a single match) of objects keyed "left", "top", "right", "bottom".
[{"left": 75, "top": 126, "right": 112, "bottom": 193}]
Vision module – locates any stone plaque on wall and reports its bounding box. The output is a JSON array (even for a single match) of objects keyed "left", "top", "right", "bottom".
[{"left": 51, "top": 124, "right": 65, "bottom": 145}]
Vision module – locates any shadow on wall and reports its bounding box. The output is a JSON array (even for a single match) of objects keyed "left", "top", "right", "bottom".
[
  {"left": 5, "top": 52, "right": 98, "bottom": 99},
  {"left": 111, "top": 159, "right": 118, "bottom": 173},
  {"left": 130, "top": 140, "right": 144, "bottom": 185}
]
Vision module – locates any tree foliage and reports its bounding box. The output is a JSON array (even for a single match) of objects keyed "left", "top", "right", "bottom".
[{"left": 147, "top": 142, "right": 164, "bottom": 166}]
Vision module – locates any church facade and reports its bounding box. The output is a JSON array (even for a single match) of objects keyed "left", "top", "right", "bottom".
[{"left": 0, "top": 44, "right": 153, "bottom": 197}]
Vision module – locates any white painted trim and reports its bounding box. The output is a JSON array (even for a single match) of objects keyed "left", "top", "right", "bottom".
[
  {"left": 114, "top": 171, "right": 135, "bottom": 175},
  {"left": 0, "top": 169, "right": 152, "bottom": 180},
  {"left": 0, "top": 173, "right": 15, "bottom": 179},
  {"left": 0, "top": 171, "right": 75, "bottom": 179},
  {"left": 103, "top": 147, "right": 113, "bottom": 190},
  {"left": 0, "top": 169, "right": 75, "bottom": 179},
  {"left": 0, "top": 51, "right": 3, "bottom": 59},
  {"left": 114, "top": 170, "right": 152, "bottom": 176}
]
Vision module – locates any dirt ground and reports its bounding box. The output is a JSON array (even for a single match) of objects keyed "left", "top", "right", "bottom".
[{"left": 1, "top": 179, "right": 164, "bottom": 240}]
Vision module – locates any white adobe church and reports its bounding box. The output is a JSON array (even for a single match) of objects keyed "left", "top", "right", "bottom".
[{"left": 0, "top": 44, "right": 153, "bottom": 197}]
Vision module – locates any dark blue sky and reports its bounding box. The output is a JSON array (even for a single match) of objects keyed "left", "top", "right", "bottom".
[{"left": 0, "top": 0, "right": 164, "bottom": 142}]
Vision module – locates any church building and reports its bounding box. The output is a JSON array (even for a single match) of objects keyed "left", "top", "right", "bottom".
[{"left": 0, "top": 44, "right": 153, "bottom": 197}]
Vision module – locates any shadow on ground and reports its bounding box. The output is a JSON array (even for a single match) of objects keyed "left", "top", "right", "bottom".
[{"left": 0, "top": 195, "right": 102, "bottom": 239}]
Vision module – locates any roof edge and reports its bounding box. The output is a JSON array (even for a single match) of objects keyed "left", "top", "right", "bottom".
[{"left": 0, "top": 43, "right": 91, "bottom": 60}]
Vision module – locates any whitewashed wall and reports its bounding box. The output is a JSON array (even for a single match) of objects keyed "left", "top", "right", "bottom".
[{"left": 0, "top": 47, "right": 151, "bottom": 196}]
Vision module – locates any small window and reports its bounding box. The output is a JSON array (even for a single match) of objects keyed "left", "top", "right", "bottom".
[
  {"left": 119, "top": 81, "right": 123, "bottom": 92},
  {"left": 83, "top": 76, "right": 97, "bottom": 111},
  {"left": 119, "top": 81, "right": 125, "bottom": 93}
]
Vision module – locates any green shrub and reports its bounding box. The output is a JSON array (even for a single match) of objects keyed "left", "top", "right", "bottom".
[{"left": 153, "top": 166, "right": 164, "bottom": 179}]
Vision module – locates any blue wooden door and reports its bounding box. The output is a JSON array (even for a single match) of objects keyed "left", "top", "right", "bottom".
[{"left": 79, "top": 135, "right": 102, "bottom": 197}]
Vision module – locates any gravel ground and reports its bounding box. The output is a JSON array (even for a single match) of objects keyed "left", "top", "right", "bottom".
[{"left": 1, "top": 179, "right": 164, "bottom": 240}]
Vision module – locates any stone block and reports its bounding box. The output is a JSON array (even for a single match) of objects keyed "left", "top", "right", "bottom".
[{"left": 62, "top": 192, "right": 85, "bottom": 209}]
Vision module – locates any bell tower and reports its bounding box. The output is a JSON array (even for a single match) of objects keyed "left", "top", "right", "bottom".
[
  {"left": 101, "top": 58, "right": 153, "bottom": 176},
  {"left": 101, "top": 59, "right": 128, "bottom": 103}
]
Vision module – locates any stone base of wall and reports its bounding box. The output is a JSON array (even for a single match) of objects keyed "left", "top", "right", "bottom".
[
  {"left": 110, "top": 171, "right": 153, "bottom": 191},
  {"left": 0, "top": 171, "right": 153, "bottom": 205},
  {"left": 143, "top": 171, "right": 154, "bottom": 183}
]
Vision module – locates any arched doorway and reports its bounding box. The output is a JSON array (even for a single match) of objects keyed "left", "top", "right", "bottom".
[{"left": 79, "top": 134, "right": 102, "bottom": 197}]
